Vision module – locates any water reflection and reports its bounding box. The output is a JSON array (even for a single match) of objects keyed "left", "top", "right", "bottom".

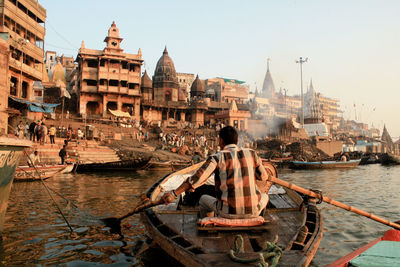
[{"left": 1, "top": 165, "right": 399, "bottom": 266}]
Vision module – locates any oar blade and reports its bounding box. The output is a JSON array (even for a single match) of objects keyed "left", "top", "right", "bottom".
[{"left": 101, "top": 217, "right": 122, "bottom": 235}]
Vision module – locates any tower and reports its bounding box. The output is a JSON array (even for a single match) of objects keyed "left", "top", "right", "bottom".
[
  {"left": 261, "top": 59, "right": 276, "bottom": 98},
  {"left": 104, "top": 21, "right": 123, "bottom": 54}
]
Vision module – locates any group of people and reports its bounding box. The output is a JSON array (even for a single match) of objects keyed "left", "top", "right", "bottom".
[{"left": 16, "top": 120, "right": 57, "bottom": 145}]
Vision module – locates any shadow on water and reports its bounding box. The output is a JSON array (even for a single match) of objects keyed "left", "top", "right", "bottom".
[{"left": 1, "top": 165, "right": 399, "bottom": 266}]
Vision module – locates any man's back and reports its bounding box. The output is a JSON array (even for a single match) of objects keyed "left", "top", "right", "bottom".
[{"left": 188, "top": 144, "right": 269, "bottom": 218}]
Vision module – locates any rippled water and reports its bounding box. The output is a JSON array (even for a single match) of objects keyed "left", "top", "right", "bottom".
[{"left": 0, "top": 165, "right": 399, "bottom": 266}]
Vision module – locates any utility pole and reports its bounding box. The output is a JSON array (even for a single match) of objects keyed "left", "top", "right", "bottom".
[
  {"left": 283, "top": 88, "right": 288, "bottom": 119},
  {"left": 296, "top": 57, "right": 308, "bottom": 128}
]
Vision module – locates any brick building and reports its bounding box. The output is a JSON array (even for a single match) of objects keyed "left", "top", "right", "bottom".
[
  {"left": 0, "top": 0, "right": 46, "bottom": 118},
  {"left": 75, "top": 22, "right": 143, "bottom": 121}
]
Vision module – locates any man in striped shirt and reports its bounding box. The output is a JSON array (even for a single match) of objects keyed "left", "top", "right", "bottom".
[{"left": 162, "top": 126, "right": 272, "bottom": 219}]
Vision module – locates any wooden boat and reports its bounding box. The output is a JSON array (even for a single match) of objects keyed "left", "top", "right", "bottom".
[
  {"left": 140, "top": 162, "right": 323, "bottom": 266},
  {"left": 145, "top": 160, "right": 192, "bottom": 171},
  {"left": 75, "top": 158, "right": 151, "bottom": 173},
  {"left": 144, "top": 160, "right": 173, "bottom": 171},
  {"left": 328, "top": 229, "right": 400, "bottom": 266},
  {"left": 14, "top": 164, "right": 69, "bottom": 182},
  {"left": 0, "top": 137, "right": 31, "bottom": 231},
  {"left": 61, "top": 163, "right": 75, "bottom": 173},
  {"left": 380, "top": 153, "right": 400, "bottom": 165},
  {"left": 262, "top": 157, "right": 293, "bottom": 168},
  {"left": 290, "top": 159, "right": 361, "bottom": 170},
  {"left": 171, "top": 160, "right": 192, "bottom": 171}
]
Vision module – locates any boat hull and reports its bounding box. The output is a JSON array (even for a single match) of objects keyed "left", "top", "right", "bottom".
[
  {"left": 14, "top": 165, "right": 68, "bottom": 182},
  {"left": 290, "top": 159, "right": 361, "bottom": 170},
  {"left": 140, "top": 163, "right": 323, "bottom": 266},
  {"left": 76, "top": 158, "right": 150, "bottom": 173},
  {"left": 0, "top": 138, "right": 31, "bottom": 232},
  {"left": 328, "top": 229, "right": 400, "bottom": 267}
]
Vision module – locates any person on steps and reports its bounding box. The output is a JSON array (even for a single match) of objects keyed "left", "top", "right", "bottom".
[{"left": 59, "top": 145, "right": 67, "bottom": 165}]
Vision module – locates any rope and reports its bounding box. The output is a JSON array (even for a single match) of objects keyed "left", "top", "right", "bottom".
[
  {"left": 25, "top": 151, "right": 74, "bottom": 233},
  {"left": 16, "top": 166, "right": 78, "bottom": 208},
  {"left": 228, "top": 234, "right": 282, "bottom": 267},
  {"left": 310, "top": 189, "right": 323, "bottom": 204}
]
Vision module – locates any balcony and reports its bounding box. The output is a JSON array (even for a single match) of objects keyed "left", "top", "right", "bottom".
[
  {"left": 108, "top": 86, "right": 118, "bottom": 93},
  {"left": 128, "top": 89, "right": 140, "bottom": 96},
  {"left": 4, "top": 2, "right": 45, "bottom": 38},
  {"left": 9, "top": 57, "right": 42, "bottom": 80},
  {"left": 7, "top": 31, "right": 43, "bottom": 61},
  {"left": 98, "top": 85, "right": 108, "bottom": 92},
  {"left": 81, "top": 86, "right": 97, "bottom": 93},
  {"left": 119, "top": 88, "right": 129, "bottom": 94},
  {"left": 82, "top": 71, "right": 97, "bottom": 80}
]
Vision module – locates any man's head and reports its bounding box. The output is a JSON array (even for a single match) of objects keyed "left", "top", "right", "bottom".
[
  {"left": 34, "top": 150, "right": 38, "bottom": 155},
  {"left": 218, "top": 126, "right": 238, "bottom": 148}
]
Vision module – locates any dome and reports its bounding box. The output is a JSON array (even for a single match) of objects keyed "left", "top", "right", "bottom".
[
  {"left": 51, "top": 62, "right": 66, "bottom": 84},
  {"left": 153, "top": 46, "right": 178, "bottom": 84},
  {"left": 141, "top": 70, "right": 152, "bottom": 88},
  {"left": 190, "top": 75, "right": 204, "bottom": 93}
]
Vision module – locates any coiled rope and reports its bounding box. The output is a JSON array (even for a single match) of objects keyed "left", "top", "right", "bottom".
[{"left": 229, "top": 234, "right": 282, "bottom": 267}]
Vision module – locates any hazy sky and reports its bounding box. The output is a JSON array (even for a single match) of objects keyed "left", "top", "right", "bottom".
[{"left": 39, "top": 0, "right": 400, "bottom": 138}]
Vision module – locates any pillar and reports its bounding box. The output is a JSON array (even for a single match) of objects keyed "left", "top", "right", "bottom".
[
  {"left": 117, "top": 95, "right": 122, "bottom": 111},
  {"left": 102, "top": 94, "right": 107, "bottom": 117}
]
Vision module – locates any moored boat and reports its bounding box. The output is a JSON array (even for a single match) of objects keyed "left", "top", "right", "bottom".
[
  {"left": 145, "top": 159, "right": 192, "bottom": 171},
  {"left": 0, "top": 137, "right": 31, "bottom": 232},
  {"left": 262, "top": 157, "right": 293, "bottom": 168},
  {"left": 76, "top": 157, "right": 151, "bottom": 173},
  {"left": 328, "top": 229, "right": 400, "bottom": 266},
  {"left": 14, "top": 164, "right": 69, "bottom": 182},
  {"left": 140, "top": 162, "right": 323, "bottom": 266},
  {"left": 380, "top": 153, "right": 400, "bottom": 165},
  {"left": 290, "top": 159, "right": 361, "bottom": 170}
]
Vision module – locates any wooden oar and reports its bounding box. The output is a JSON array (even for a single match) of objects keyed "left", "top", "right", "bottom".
[
  {"left": 101, "top": 198, "right": 164, "bottom": 235},
  {"left": 269, "top": 176, "right": 400, "bottom": 230}
]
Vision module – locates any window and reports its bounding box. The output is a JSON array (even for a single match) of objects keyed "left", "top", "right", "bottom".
[{"left": 86, "top": 59, "right": 98, "bottom": 68}]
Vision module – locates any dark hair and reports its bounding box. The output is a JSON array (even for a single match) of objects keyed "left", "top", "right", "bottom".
[{"left": 219, "top": 126, "right": 238, "bottom": 145}]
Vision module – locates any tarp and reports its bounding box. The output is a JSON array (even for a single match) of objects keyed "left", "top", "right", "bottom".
[
  {"left": 108, "top": 109, "right": 131, "bottom": 118},
  {"left": 9, "top": 96, "right": 59, "bottom": 113}
]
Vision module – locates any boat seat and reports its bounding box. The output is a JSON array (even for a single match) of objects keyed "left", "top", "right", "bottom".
[{"left": 197, "top": 216, "right": 273, "bottom": 232}]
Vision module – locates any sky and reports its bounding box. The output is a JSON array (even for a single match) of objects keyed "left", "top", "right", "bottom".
[{"left": 39, "top": 0, "right": 400, "bottom": 138}]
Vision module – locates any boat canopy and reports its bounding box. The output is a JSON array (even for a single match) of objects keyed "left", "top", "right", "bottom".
[
  {"left": 9, "top": 96, "right": 59, "bottom": 113},
  {"left": 108, "top": 109, "right": 131, "bottom": 118}
]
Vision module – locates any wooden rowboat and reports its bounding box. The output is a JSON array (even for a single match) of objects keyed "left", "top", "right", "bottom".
[
  {"left": 76, "top": 158, "right": 151, "bottom": 173},
  {"left": 328, "top": 229, "right": 400, "bottom": 266},
  {"left": 14, "top": 164, "right": 68, "bottom": 182},
  {"left": 140, "top": 162, "right": 323, "bottom": 266},
  {"left": 290, "top": 159, "right": 361, "bottom": 170}
]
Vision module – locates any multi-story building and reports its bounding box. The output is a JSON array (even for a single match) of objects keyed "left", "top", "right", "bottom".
[
  {"left": 0, "top": 0, "right": 46, "bottom": 103},
  {"left": 205, "top": 77, "right": 249, "bottom": 104},
  {"left": 75, "top": 22, "right": 143, "bottom": 121},
  {"left": 0, "top": 34, "right": 9, "bottom": 134},
  {"left": 177, "top": 72, "right": 194, "bottom": 101}
]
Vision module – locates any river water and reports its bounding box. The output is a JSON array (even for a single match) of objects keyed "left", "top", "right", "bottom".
[{"left": 0, "top": 164, "right": 399, "bottom": 266}]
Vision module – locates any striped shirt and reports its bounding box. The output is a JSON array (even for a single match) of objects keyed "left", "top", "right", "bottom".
[{"left": 187, "top": 144, "right": 270, "bottom": 218}]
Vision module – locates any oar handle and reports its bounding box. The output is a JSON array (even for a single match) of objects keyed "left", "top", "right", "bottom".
[
  {"left": 118, "top": 199, "right": 164, "bottom": 220},
  {"left": 269, "top": 176, "right": 400, "bottom": 230}
]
